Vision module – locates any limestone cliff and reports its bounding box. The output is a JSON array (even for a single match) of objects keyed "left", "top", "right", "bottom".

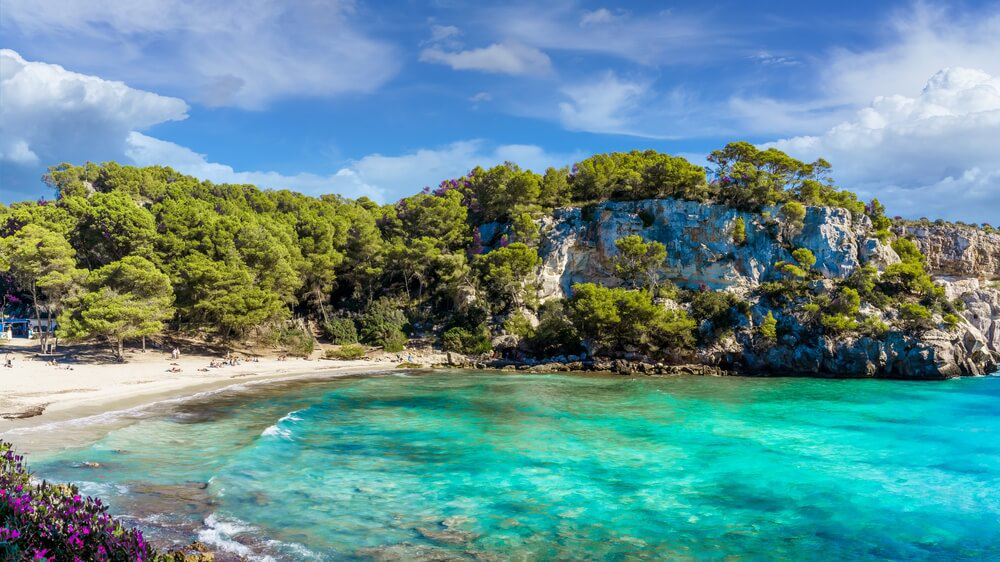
[
  {"left": 893, "top": 222, "right": 1000, "bottom": 279},
  {"left": 499, "top": 198, "right": 1000, "bottom": 378},
  {"left": 534, "top": 199, "right": 897, "bottom": 301}
]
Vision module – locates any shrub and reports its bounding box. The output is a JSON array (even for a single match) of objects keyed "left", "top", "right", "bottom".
[
  {"left": 791, "top": 247, "right": 817, "bottom": 270},
  {"left": 441, "top": 327, "right": 468, "bottom": 353},
  {"left": 569, "top": 283, "right": 695, "bottom": 354},
  {"left": 323, "top": 317, "right": 358, "bottom": 344},
  {"left": 943, "top": 313, "right": 962, "bottom": 331},
  {"left": 859, "top": 316, "right": 889, "bottom": 338},
  {"left": 278, "top": 327, "right": 315, "bottom": 357},
  {"left": 689, "top": 291, "right": 738, "bottom": 324},
  {"left": 524, "top": 301, "right": 584, "bottom": 357},
  {"left": 503, "top": 312, "right": 535, "bottom": 338},
  {"left": 899, "top": 303, "right": 933, "bottom": 332},
  {"left": 731, "top": 217, "right": 746, "bottom": 245},
  {"left": 442, "top": 325, "right": 492, "bottom": 355},
  {"left": 821, "top": 314, "right": 857, "bottom": 334},
  {"left": 891, "top": 238, "right": 925, "bottom": 265},
  {"left": 759, "top": 311, "right": 777, "bottom": 341},
  {"left": 1, "top": 441, "right": 158, "bottom": 561},
  {"left": 360, "top": 298, "right": 408, "bottom": 352},
  {"left": 780, "top": 201, "right": 806, "bottom": 229},
  {"left": 832, "top": 287, "right": 861, "bottom": 316},
  {"left": 326, "top": 344, "right": 366, "bottom": 360},
  {"left": 881, "top": 261, "right": 935, "bottom": 296}
]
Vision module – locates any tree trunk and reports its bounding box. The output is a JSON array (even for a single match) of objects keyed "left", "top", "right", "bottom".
[
  {"left": 315, "top": 288, "right": 330, "bottom": 325},
  {"left": 142, "top": 336, "right": 147, "bottom": 352},
  {"left": 117, "top": 338, "right": 124, "bottom": 362},
  {"left": 30, "top": 283, "right": 45, "bottom": 354},
  {"left": 46, "top": 308, "right": 57, "bottom": 352}
]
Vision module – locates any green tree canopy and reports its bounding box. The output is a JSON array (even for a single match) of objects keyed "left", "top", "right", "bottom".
[
  {"left": 59, "top": 256, "right": 174, "bottom": 360},
  {"left": 613, "top": 235, "right": 667, "bottom": 290}
]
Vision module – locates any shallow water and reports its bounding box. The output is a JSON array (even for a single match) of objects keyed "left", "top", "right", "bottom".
[{"left": 28, "top": 371, "right": 1000, "bottom": 560}]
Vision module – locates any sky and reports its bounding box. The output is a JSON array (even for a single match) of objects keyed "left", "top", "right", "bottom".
[{"left": 1, "top": 0, "right": 999, "bottom": 223}]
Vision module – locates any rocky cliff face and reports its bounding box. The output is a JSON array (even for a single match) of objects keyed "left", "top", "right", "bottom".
[
  {"left": 535, "top": 199, "right": 897, "bottom": 301},
  {"left": 509, "top": 199, "right": 1000, "bottom": 379},
  {"left": 893, "top": 222, "right": 1000, "bottom": 279}
]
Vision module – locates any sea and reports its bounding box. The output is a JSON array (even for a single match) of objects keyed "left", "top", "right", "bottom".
[{"left": 14, "top": 370, "right": 1000, "bottom": 561}]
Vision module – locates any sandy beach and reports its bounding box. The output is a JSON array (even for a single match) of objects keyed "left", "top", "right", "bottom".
[{"left": 0, "top": 338, "right": 444, "bottom": 447}]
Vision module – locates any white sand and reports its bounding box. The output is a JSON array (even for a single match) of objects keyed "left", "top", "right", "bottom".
[{"left": 0, "top": 340, "right": 443, "bottom": 444}]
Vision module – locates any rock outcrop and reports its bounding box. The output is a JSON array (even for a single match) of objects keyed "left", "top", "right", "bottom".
[
  {"left": 479, "top": 199, "right": 1000, "bottom": 379},
  {"left": 893, "top": 222, "right": 1000, "bottom": 279},
  {"left": 535, "top": 199, "right": 897, "bottom": 301}
]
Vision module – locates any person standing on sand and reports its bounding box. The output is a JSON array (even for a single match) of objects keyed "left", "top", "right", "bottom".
[{"left": 171, "top": 347, "right": 180, "bottom": 360}]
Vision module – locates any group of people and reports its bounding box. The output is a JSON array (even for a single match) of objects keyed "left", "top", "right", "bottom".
[{"left": 192, "top": 352, "right": 260, "bottom": 372}]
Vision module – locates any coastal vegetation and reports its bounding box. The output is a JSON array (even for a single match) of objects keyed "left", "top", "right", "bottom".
[
  {"left": 1, "top": 441, "right": 156, "bottom": 561},
  {"left": 0, "top": 143, "right": 977, "bottom": 367}
]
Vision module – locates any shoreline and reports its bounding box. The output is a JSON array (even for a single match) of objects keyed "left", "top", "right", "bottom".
[
  {"left": 4, "top": 341, "right": 997, "bottom": 455},
  {"left": 0, "top": 342, "right": 420, "bottom": 452}
]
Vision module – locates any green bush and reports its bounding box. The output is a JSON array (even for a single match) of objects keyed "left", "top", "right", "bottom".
[
  {"left": 943, "top": 313, "right": 962, "bottom": 331},
  {"left": 832, "top": 287, "right": 861, "bottom": 316},
  {"left": 689, "top": 291, "right": 738, "bottom": 324},
  {"left": 859, "top": 316, "right": 889, "bottom": 338},
  {"left": 820, "top": 314, "right": 857, "bottom": 334},
  {"left": 892, "top": 238, "right": 925, "bottom": 265},
  {"left": 360, "top": 298, "right": 407, "bottom": 352},
  {"left": 503, "top": 312, "right": 535, "bottom": 337},
  {"left": 442, "top": 325, "right": 492, "bottom": 355},
  {"left": 759, "top": 311, "right": 777, "bottom": 340},
  {"left": 326, "top": 344, "right": 367, "bottom": 360},
  {"left": 899, "top": 303, "right": 933, "bottom": 332},
  {"left": 791, "top": 247, "right": 817, "bottom": 269},
  {"left": 324, "top": 317, "right": 358, "bottom": 344},
  {"left": 569, "top": 283, "right": 695, "bottom": 355},
  {"left": 278, "top": 327, "right": 315, "bottom": 357},
  {"left": 731, "top": 217, "right": 746, "bottom": 245},
  {"left": 525, "top": 301, "right": 584, "bottom": 357}
]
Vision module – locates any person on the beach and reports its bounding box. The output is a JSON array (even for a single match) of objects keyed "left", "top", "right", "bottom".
[{"left": 171, "top": 347, "right": 180, "bottom": 360}]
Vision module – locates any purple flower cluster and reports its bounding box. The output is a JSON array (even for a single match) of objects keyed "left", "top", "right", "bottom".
[
  {"left": 1, "top": 441, "right": 157, "bottom": 561},
  {"left": 432, "top": 178, "right": 463, "bottom": 197}
]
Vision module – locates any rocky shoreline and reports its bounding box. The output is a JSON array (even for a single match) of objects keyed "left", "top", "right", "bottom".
[{"left": 435, "top": 348, "right": 997, "bottom": 380}]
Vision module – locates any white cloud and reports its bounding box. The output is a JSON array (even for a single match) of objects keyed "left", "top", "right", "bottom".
[
  {"left": 420, "top": 42, "right": 551, "bottom": 76},
  {"left": 823, "top": 3, "right": 1000, "bottom": 106},
  {"left": 765, "top": 67, "right": 1000, "bottom": 223},
  {"left": 558, "top": 73, "right": 650, "bottom": 134},
  {"left": 347, "top": 140, "right": 581, "bottom": 201},
  {"left": 729, "top": 2, "right": 1000, "bottom": 137},
  {"left": 126, "top": 135, "right": 581, "bottom": 203},
  {"left": 493, "top": 5, "right": 725, "bottom": 65},
  {"left": 429, "top": 24, "right": 461, "bottom": 45},
  {"left": 469, "top": 92, "right": 493, "bottom": 104},
  {"left": 0, "top": 49, "right": 188, "bottom": 201},
  {"left": 580, "top": 8, "right": 618, "bottom": 26},
  {"left": 0, "top": 0, "right": 399, "bottom": 108}
]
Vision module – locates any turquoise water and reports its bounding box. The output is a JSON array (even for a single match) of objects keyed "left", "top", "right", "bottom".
[{"left": 27, "top": 371, "right": 1000, "bottom": 560}]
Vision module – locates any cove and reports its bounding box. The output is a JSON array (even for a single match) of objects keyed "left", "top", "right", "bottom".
[{"left": 28, "top": 371, "right": 1000, "bottom": 560}]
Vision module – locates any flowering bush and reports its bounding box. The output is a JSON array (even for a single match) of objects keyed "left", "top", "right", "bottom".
[{"left": 0, "top": 441, "right": 157, "bottom": 561}]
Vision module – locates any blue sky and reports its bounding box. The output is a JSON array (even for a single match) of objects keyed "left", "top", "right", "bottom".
[{"left": 1, "top": 0, "right": 999, "bottom": 222}]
